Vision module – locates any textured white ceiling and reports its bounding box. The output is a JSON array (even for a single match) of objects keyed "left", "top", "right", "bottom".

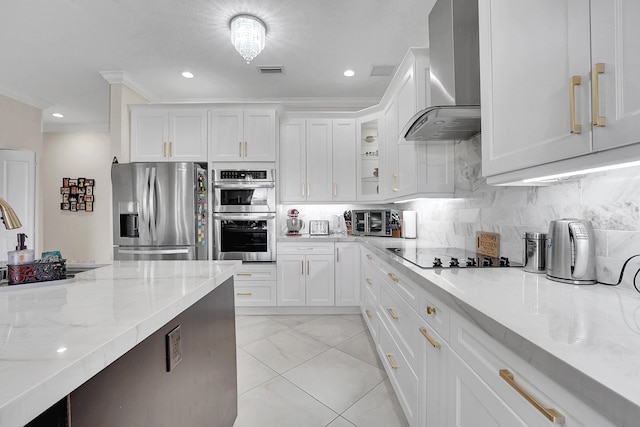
[{"left": 0, "top": 0, "right": 434, "bottom": 131}]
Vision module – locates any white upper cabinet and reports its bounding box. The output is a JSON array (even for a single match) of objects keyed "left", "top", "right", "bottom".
[
  {"left": 331, "top": 119, "right": 357, "bottom": 202},
  {"left": 131, "top": 108, "right": 208, "bottom": 162},
  {"left": 590, "top": 0, "right": 640, "bottom": 151},
  {"left": 210, "top": 109, "right": 276, "bottom": 162},
  {"left": 480, "top": 0, "right": 640, "bottom": 182},
  {"left": 279, "top": 117, "right": 356, "bottom": 203}
]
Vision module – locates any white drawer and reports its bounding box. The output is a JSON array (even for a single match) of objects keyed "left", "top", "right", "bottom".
[
  {"left": 450, "top": 311, "right": 615, "bottom": 427},
  {"left": 277, "top": 241, "right": 334, "bottom": 255},
  {"left": 361, "top": 290, "right": 380, "bottom": 343},
  {"left": 418, "top": 289, "right": 450, "bottom": 343},
  {"left": 379, "top": 319, "right": 419, "bottom": 427},
  {"left": 235, "top": 262, "right": 277, "bottom": 281},
  {"left": 234, "top": 281, "right": 276, "bottom": 306},
  {"left": 376, "top": 259, "right": 420, "bottom": 312},
  {"left": 379, "top": 285, "right": 420, "bottom": 372}
]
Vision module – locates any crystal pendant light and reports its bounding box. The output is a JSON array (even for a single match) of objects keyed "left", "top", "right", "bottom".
[{"left": 230, "top": 15, "right": 266, "bottom": 64}]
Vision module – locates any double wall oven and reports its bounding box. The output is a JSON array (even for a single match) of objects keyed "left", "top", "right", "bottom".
[{"left": 212, "top": 167, "right": 276, "bottom": 261}]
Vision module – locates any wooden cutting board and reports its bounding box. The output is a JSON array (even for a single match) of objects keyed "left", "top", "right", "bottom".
[{"left": 476, "top": 231, "right": 500, "bottom": 258}]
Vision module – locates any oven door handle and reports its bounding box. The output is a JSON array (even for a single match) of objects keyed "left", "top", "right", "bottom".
[
  {"left": 212, "top": 213, "right": 276, "bottom": 220},
  {"left": 212, "top": 182, "right": 275, "bottom": 189}
]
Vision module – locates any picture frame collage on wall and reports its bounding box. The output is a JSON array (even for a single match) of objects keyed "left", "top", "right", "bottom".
[{"left": 60, "top": 177, "right": 94, "bottom": 212}]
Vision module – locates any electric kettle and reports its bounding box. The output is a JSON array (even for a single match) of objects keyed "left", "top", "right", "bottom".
[{"left": 546, "top": 219, "right": 596, "bottom": 285}]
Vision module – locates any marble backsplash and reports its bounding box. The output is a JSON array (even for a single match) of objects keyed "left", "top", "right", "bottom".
[{"left": 396, "top": 135, "right": 640, "bottom": 291}]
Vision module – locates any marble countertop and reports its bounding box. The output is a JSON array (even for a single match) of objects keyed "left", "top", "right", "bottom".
[
  {"left": 358, "top": 237, "right": 640, "bottom": 426},
  {"left": 0, "top": 260, "right": 239, "bottom": 427}
]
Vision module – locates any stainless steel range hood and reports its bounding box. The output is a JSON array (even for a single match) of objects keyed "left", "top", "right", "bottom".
[{"left": 402, "top": 0, "right": 480, "bottom": 142}]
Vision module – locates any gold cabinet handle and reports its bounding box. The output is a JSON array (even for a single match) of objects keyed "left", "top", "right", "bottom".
[
  {"left": 499, "top": 369, "right": 565, "bottom": 424},
  {"left": 307, "top": 183, "right": 310, "bottom": 198},
  {"left": 336, "top": 248, "right": 340, "bottom": 263},
  {"left": 169, "top": 141, "right": 173, "bottom": 157},
  {"left": 301, "top": 260, "right": 304, "bottom": 275},
  {"left": 419, "top": 326, "right": 440, "bottom": 349},
  {"left": 244, "top": 141, "right": 248, "bottom": 157},
  {"left": 236, "top": 273, "right": 253, "bottom": 277},
  {"left": 239, "top": 141, "right": 243, "bottom": 157},
  {"left": 569, "top": 75, "right": 582, "bottom": 134},
  {"left": 386, "top": 354, "right": 398, "bottom": 369},
  {"left": 387, "top": 308, "right": 399, "bottom": 320},
  {"left": 592, "top": 63, "right": 606, "bottom": 127},
  {"left": 392, "top": 173, "right": 399, "bottom": 192},
  {"left": 333, "top": 183, "right": 337, "bottom": 198},
  {"left": 307, "top": 260, "right": 310, "bottom": 275},
  {"left": 387, "top": 272, "right": 399, "bottom": 283},
  {"left": 365, "top": 278, "right": 373, "bottom": 285},
  {"left": 366, "top": 254, "right": 373, "bottom": 260},
  {"left": 301, "top": 183, "right": 306, "bottom": 197},
  {"left": 163, "top": 142, "right": 167, "bottom": 158},
  {"left": 236, "top": 292, "right": 253, "bottom": 296},
  {"left": 365, "top": 309, "right": 372, "bottom": 319},
  {"left": 426, "top": 306, "right": 436, "bottom": 315}
]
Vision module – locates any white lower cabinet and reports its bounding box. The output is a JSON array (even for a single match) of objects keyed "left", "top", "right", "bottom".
[
  {"left": 277, "top": 242, "right": 335, "bottom": 306},
  {"left": 360, "top": 247, "right": 615, "bottom": 427},
  {"left": 335, "top": 242, "right": 360, "bottom": 306},
  {"left": 233, "top": 263, "right": 277, "bottom": 307}
]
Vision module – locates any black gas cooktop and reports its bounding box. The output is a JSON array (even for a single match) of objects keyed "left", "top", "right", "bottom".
[{"left": 387, "top": 247, "right": 521, "bottom": 269}]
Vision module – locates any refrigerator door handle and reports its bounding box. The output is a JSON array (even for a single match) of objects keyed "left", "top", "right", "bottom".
[
  {"left": 149, "top": 167, "right": 157, "bottom": 242},
  {"left": 141, "top": 167, "right": 151, "bottom": 238},
  {"left": 117, "top": 248, "right": 190, "bottom": 255}
]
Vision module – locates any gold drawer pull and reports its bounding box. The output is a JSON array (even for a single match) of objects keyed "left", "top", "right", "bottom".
[
  {"left": 419, "top": 327, "right": 440, "bottom": 349},
  {"left": 236, "top": 273, "right": 253, "bottom": 277},
  {"left": 387, "top": 308, "right": 399, "bottom": 320},
  {"left": 499, "top": 369, "right": 565, "bottom": 424},
  {"left": 387, "top": 272, "right": 399, "bottom": 283},
  {"left": 386, "top": 354, "right": 398, "bottom": 369},
  {"left": 365, "top": 310, "right": 372, "bottom": 319},
  {"left": 366, "top": 254, "right": 373, "bottom": 260},
  {"left": 592, "top": 63, "right": 606, "bottom": 127},
  {"left": 366, "top": 278, "right": 373, "bottom": 285},
  {"left": 236, "top": 292, "right": 253, "bottom": 296},
  {"left": 426, "top": 306, "right": 436, "bottom": 315}
]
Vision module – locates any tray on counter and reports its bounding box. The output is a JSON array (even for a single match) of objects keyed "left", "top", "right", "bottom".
[{"left": 7, "top": 259, "right": 67, "bottom": 285}]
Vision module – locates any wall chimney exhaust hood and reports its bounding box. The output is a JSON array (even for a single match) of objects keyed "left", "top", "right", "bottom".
[{"left": 401, "top": 0, "right": 481, "bottom": 142}]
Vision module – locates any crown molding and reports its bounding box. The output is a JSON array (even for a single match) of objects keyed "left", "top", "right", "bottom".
[
  {"left": 99, "top": 71, "right": 155, "bottom": 102},
  {"left": 0, "top": 84, "right": 51, "bottom": 110}
]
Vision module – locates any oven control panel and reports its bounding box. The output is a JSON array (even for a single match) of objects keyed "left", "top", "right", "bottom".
[{"left": 218, "top": 170, "right": 268, "bottom": 180}]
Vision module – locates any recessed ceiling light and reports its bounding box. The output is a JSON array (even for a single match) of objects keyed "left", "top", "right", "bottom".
[
  {"left": 52, "top": 113, "right": 64, "bottom": 118},
  {"left": 181, "top": 71, "right": 194, "bottom": 79},
  {"left": 344, "top": 69, "right": 355, "bottom": 77}
]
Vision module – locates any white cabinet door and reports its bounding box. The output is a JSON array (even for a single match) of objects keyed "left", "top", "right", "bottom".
[
  {"left": 168, "top": 110, "right": 208, "bottom": 161},
  {"left": 244, "top": 110, "right": 276, "bottom": 161},
  {"left": 305, "top": 254, "right": 335, "bottom": 306},
  {"left": 331, "top": 119, "right": 357, "bottom": 201},
  {"left": 131, "top": 109, "right": 168, "bottom": 162},
  {"left": 210, "top": 110, "right": 243, "bottom": 162},
  {"left": 335, "top": 242, "right": 360, "bottom": 306},
  {"left": 210, "top": 109, "right": 276, "bottom": 162},
  {"left": 479, "top": 1, "right": 592, "bottom": 177},
  {"left": 305, "top": 119, "right": 333, "bottom": 202},
  {"left": 0, "top": 150, "right": 35, "bottom": 255},
  {"left": 131, "top": 109, "right": 207, "bottom": 162},
  {"left": 357, "top": 114, "right": 382, "bottom": 201},
  {"left": 591, "top": 0, "right": 640, "bottom": 151},
  {"left": 382, "top": 99, "right": 399, "bottom": 198},
  {"left": 447, "top": 351, "right": 528, "bottom": 427},
  {"left": 276, "top": 254, "right": 306, "bottom": 306},
  {"left": 279, "top": 119, "right": 307, "bottom": 202}
]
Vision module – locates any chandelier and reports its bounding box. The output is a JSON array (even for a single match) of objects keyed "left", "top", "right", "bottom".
[{"left": 230, "top": 14, "right": 266, "bottom": 64}]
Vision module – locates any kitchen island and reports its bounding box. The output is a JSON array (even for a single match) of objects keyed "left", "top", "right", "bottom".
[{"left": 0, "top": 260, "right": 239, "bottom": 427}]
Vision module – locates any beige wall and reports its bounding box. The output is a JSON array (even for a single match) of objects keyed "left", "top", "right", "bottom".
[
  {"left": 110, "top": 83, "right": 148, "bottom": 163},
  {"left": 42, "top": 132, "right": 112, "bottom": 261},
  {"left": 0, "top": 93, "right": 44, "bottom": 252}
]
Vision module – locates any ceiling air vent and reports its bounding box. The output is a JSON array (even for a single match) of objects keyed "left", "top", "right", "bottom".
[
  {"left": 256, "top": 65, "right": 285, "bottom": 75},
  {"left": 370, "top": 65, "right": 396, "bottom": 77}
]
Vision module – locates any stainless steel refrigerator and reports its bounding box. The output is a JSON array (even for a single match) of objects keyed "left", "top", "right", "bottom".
[{"left": 112, "top": 162, "right": 208, "bottom": 260}]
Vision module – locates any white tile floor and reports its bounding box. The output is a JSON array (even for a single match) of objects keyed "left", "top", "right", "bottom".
[{"left": 234, "top": 314, "right": 409, "bottom": 427}]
